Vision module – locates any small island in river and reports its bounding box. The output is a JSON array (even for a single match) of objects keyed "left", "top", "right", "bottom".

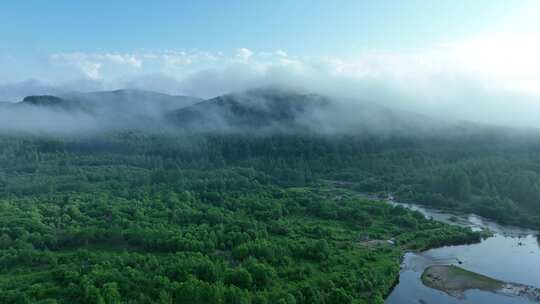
[{"left": 422, "top": 265, "right": 540, "bottom": 302}]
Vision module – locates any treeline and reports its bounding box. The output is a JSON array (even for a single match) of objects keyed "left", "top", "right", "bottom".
[{"left": 2, "top": 131, "right": 540, "bottom": 227}]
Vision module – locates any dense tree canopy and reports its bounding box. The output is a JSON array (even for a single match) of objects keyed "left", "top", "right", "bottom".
[{"left": 1, "top": 129, "right": 537, "bottom": 303}]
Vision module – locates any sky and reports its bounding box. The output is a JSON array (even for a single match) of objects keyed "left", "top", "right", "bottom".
[{"left": 2, "top": 0, "right": 540, "bottom": 127}]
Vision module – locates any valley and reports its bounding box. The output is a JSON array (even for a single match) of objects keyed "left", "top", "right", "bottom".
[
  {"left": 4, "top": 3, "right": 540, "bottom": 303},
  {"left": 0, "top": 88, "right": 539, "bottom": 303}
]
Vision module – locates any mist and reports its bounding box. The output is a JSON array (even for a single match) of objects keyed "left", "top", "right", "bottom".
[
  {"left": 166, "top": 64, "right": 540, "bottom": 130},
  {"left": 4, "top": 84, "right": 536, "bottom": 134},
  {"left": 2, "top": 37, "right": 540, "bottom": 134},
  {"left": 0, "top": 102, "right": 100, "bottom": 134},
  {"left": 0, "top": 76, "right": 538, "bottom": 137}
]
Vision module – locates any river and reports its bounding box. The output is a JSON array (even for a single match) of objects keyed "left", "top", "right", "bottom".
[{"left": 383, "top": 199, "right": 540, "bottom": 304}]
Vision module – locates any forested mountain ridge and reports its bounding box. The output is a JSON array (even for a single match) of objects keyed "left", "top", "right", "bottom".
[
  {"left": 1, "top": 87, "right": 540, "bottom": 226},
  {"left": 164, "top": 87, "right": 451, "bottom": 135},
  {"left": 16, "top": 89, "right": 201, "bottom": 118},
  {"left": 0, "top": 89, "right": 202, "bottom": 132},
  {"left": 1, "top": 87, "right": 540, "bottom": 303},
  {"left": 165, "top": 88, "right": 332, "bottom": 131},
  {"left": 63, "top": 89, "right": 202, "bottom": 117},
  {"left": 21, "top": 95, "right": 70, "bottom": 107},
  {"left": 2, "top": 86, "right": 452, "bottom": 135}
]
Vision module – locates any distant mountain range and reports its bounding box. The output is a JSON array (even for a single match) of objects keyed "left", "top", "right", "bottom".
[
  {"left": 63, "top": 89, "right": 201, "bottom": 117},
  {"left": 17, "top": 89, "right": 201, "bottom": 117},
  {"left": 0, "top": 86, "right": 470, "bottom": 135},
  {"left": 21, "top": 95, "right": 82, "bottom": 110}
]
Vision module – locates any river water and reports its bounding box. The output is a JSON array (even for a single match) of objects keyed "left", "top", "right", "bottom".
[{"left": 384, "top": 200, "right": 540, "bottom": 304}]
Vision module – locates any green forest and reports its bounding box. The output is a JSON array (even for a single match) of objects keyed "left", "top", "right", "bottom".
[{"left": 0, "top": 130, "right": 538, "bottom": 303}]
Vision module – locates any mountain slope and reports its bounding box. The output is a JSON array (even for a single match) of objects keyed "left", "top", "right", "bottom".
[
  {"left": 165, "top": 87, "right": 453, "bottom": 135},
  {"left": 166, "top": 88, "right": 332, "bottom": 131},
  {"left": 0, "top": 89, "right": 202, "bottom": 133},
  {"left": 63, "top": 89, "right": 201, "bottom": 117},
  {"left": 20, "top": 95, "right": 83, "bottom": 111},
  {"left": 0, "top": 87, "right": 482, "bottom": 136}
]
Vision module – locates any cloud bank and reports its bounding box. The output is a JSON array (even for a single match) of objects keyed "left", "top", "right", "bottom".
[{"left": 2, "top": 33, "right": 540, "bottom": 128}]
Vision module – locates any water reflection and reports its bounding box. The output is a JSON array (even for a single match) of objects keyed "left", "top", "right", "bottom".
[{"left": 384, "top": 199, "right": 540, "bottom": 304}]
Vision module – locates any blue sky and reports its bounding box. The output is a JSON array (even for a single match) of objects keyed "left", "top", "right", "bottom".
[
  {"left": 1, "top": 0, "right": 539, "bottom": 82},
  {"left": 2, "top": 0, "right": 537, "bottom": 56},
  {"left": 2, "top": 0, "right": 540, "bottom": 128}
]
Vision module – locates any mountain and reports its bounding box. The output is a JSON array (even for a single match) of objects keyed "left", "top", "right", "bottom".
[
  {"left": 166, "top": 88, "right": 332, "bottom": 131},
  {"left": 63, "top": 89, "right": 201, "bottom": 117},
  {"left": 13, "top": 89, "right": 201, "bottom": 115},
  {"left": 22, "top": 95, "right": 65, "bottom": 107},
  {"left": 165, "top": 87, "right": 451, "bottom": 135},
  {"left": 21, "top": 89, "right": 202, "bottom": 121},
  {"left": 1, "top": 87, "right": 466, "bottom": 135},
  {"left": 20, "top": 95, "right": 83, "bottom": 111},
  {"left": 0, "top": 89, "right": 202, "bottom": 133},
  {"left": 0, "top": 79, "right": 69, "bottom": 102}
]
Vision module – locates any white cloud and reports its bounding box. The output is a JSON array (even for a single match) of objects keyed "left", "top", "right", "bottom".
[
  {"left": 79, "top": 62, "right": 102, "bottom": 80},
  {"left": 162, "top": 53, "right": 192, "bottom": 66},
  {"left": 97, "top": 54, "right": 142, "bottom": 68},
  {"left": 50, "top": 52, "right": 143, "bottom": 79},
  {"left": 236, "top": 48, "right": 253, "bottom": 61},
  {"left": 41, "top": 35, "right": 540, "bottom": 97},
  {"left": 26, "top": 34, "right": 540, "bottom": 127},
  {"left": 275, "top": 49, "right": 288, "bottom": 57},
  {"left": 50, "top": 53, "right": 102, "bottom": 79}
]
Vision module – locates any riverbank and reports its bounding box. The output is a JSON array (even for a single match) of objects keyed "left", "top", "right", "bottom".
[
  {"left": 422, "top": 265, "right": 502, "bottom": 298},
  {"left": 422, "top": 265, "right": 540, "bottom": 303},
  {"left": 331, "top": 180, "right": 540, "bottom": 232},
  {"left": 381, "top": 193, "right": 540, "bottom": 304},
  {"left": 329, "top": 185, "right": 540, "bottom": 303}
]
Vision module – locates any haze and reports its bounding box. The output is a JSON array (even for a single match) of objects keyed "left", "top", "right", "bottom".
[
  {"left": 3, "top": 2, "right": 540, "bottom": 304},
  {"left": 2, "top": 1, "right": 540, "bottom": 128}
]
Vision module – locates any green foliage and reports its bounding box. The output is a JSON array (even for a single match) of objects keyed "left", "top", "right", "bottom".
[
  {"left": 0, "top": 131, "right": 513, "bottom": 303},
  {"left": 224, "top": 268, "right": 253, "bottom": 290}
]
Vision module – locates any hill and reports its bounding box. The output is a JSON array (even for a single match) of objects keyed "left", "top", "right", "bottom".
[
  {"left": 21, "top": 95, "right": 82, "bottom": 111},
  {"left": 0, "top": 89, "right": 202, "bottom": 133},
  {"left": 64, "top": 89, "right": 201, "bottom": 118},
  {"left": 165, "top": 87, "right": 453, "bottom": 136},
  {"left": 166, "top": 88, "right": 332, "bottom": 132}
]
